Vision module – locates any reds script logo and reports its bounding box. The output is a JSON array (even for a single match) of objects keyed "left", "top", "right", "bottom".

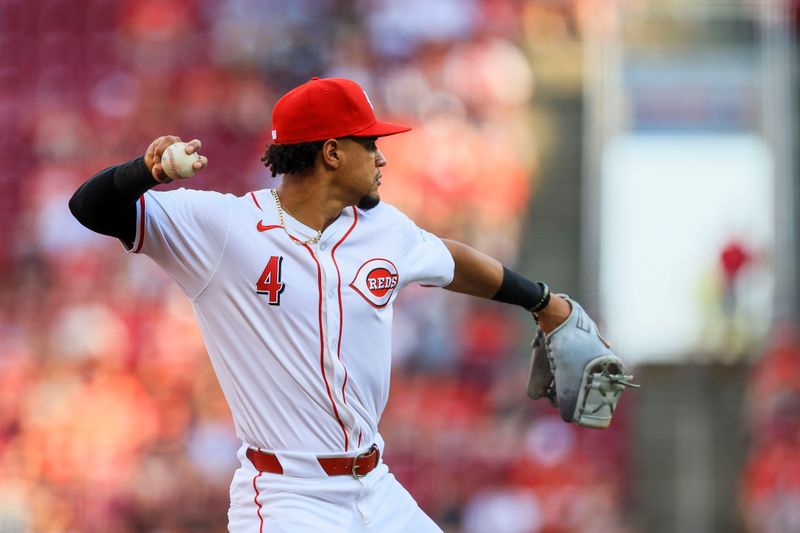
[{"left": 349, "top": 259, "right": 399, "bottom": 308}]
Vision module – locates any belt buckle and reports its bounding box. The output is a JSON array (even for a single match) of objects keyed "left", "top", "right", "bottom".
[{"left": 351, "top": 444, "right": 377, "bottom": 479}]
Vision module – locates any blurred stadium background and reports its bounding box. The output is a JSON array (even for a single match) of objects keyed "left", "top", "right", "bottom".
[{"left": 1, "top": 0, "right": 798, "bottom": 531}]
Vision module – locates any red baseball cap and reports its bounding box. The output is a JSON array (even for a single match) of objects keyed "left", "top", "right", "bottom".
[{"left": 271, "top": 77, "right": 411, "bottom": 144}]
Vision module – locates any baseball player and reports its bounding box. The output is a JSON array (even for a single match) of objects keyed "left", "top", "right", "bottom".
[{"left": 69, "top": 77, "right": 599, "bottom": 532}]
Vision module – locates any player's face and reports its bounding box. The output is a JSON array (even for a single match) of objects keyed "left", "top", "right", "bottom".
[{"left": 341, "top": 137, "right": 386, "bottom": 210}]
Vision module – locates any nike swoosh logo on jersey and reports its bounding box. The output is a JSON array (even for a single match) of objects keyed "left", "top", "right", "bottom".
[{"left": 257, "top": 221, "right": 281, "bottom": 232}]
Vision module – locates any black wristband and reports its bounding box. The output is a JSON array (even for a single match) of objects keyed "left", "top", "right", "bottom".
[
  {"left": 530, "top": 282, "right": 551, "bottom": 312},
  {"left": 113, "top": 156, "right": 166, "bottom": 197},
  {"left": 491, "top": 266, "right": 550, "bottom": 312}
]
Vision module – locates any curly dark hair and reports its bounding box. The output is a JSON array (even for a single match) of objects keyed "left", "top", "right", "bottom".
[{"left": 261, "top": 141, "right": 325, "bottom": 177}]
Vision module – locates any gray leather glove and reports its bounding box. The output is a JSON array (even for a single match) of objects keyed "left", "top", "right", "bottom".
[
  {"left": 527, "top": 296, "right": 639, "bottom": 429},
  {"left": 526, "top": 327, "right": 556, "bottom": 407}
]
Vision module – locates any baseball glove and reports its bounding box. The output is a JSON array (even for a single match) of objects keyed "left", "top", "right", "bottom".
[
  {"left": 526, "top": 327, "right": 556, "bottom": 406},
  {"left": 526, "top": 296, "right": 639, "bottom": 429}
]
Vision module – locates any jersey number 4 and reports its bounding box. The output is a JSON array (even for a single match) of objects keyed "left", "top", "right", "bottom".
[{"left": 256, "top": 256, "right": 285, "bottom": 305}]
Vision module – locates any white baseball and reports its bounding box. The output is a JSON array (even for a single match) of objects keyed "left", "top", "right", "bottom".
[{"left": 161, "top": 142, "right": 201, "bottom": 180}]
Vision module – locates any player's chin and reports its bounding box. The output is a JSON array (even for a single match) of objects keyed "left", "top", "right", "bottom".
[{"left": 357, "top": 191, "right": 381, "bottom": 210}]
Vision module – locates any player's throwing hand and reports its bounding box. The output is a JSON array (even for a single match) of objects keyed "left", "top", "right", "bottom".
[{"left": 144, "top": 136, "right": 208, "bottom": 183}]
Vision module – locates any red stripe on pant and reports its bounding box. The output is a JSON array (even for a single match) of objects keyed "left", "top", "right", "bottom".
[{"left": 253, "top": 470, "right": 264, "bottom": 532}]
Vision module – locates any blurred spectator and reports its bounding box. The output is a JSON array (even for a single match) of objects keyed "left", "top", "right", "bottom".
[
  {"left": 740, "top": 328, "right": 800, "bottom": 533},
  {"left": 462, "top": 486, "right": 543, "bottom": 533}
]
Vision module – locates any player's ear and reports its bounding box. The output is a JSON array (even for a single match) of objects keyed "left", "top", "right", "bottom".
[{"left": 321, "top": 138, "right": 341, "bottom": 169}]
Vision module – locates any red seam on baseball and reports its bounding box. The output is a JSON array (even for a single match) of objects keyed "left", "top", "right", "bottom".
[{"left": 167, "top": 147, "right": 179, "bottom": 179}]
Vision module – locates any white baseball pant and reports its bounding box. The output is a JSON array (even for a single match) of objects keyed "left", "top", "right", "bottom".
[{"left": 227, "top": 443, "right": 443, "bottom": 532}]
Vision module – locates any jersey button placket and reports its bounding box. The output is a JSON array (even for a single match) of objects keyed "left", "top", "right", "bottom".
[
  {"left": 324, "top": 272, "right": 339, "bottom": 352},
  {"left": 318, "top": 248, "right": 350, "bottom": 439}
]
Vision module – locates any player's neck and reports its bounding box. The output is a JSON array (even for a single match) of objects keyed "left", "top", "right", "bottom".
[{"left": 275, "top": 178, "right": 345, "bottom": 232}]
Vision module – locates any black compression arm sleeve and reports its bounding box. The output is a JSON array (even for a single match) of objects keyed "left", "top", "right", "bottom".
[
  {"left": 69, "top": 157, "right": 160, "bottom": 248},
  {"left": 491, "top": 266, "right": 550, "bottom": 312}
]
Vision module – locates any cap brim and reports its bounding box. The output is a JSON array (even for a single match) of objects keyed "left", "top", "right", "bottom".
[{"left": 350, "top": 120, "right": 411, "bottom": 139}]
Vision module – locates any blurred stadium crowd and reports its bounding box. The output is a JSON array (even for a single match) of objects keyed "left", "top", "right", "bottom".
[
  {"left": 1, "top": 0, "right": 797, "bottom": 532},
  {"left": 740, "top": 327, "right": 800, "bottom": 533}
]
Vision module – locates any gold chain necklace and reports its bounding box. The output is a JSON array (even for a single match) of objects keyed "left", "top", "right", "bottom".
[{"left": 271, "top": 189, "right": 323, "bottom": 246}]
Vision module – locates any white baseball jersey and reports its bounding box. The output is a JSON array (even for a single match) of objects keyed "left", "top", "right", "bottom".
[{"left": 127, "top": 187, "right": 454, "bottom": 457}]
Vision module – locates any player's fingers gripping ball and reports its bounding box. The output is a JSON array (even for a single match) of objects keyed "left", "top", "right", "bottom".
[{"left": 161, "top": 142, "right": 201, "bottom": 180}]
